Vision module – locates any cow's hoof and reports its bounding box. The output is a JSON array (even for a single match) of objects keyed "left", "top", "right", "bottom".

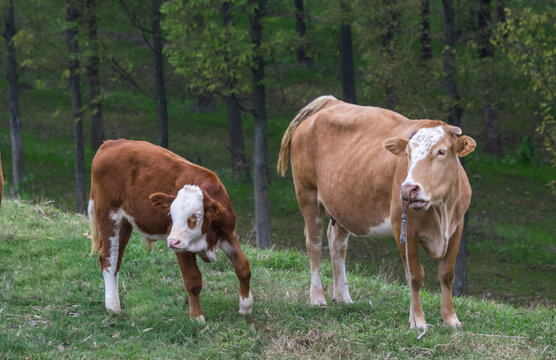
[
  {"left": 332, "top": 296, "right": 353, "bottom": 305},
  {"left": 239, "top": 291, "right": 253, "bottom": 316},
  {"left": 409, "top": 319, "right": 427, "bottom": 330},
  {"left": 310, "top": 299, "right": 328, "bottom": 308},
  {"left": 443, "top": 316, "right": 462, "bottom": 328},
  {"left": 105, "top": 306, "right": 122, "bottom": 314}
]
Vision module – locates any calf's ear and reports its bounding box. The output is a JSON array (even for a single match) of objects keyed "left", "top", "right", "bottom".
[
  {"left": 203, "top": 191, "right": 225, "bottom": 221},
  {"left": 149, "top": 192, "right": 176, "bottom": 213},
  {"left": 455, "top": 135, "right": 476, "bottom": 157},
  {"left": 383, "top": 137, "right": 408, "bottom": 156}
]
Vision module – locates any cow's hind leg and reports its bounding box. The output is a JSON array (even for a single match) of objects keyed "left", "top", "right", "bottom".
[
  {"left": 327, "top": 221, "right": 353, "bottom": 304},
  {"left": 175, "top": 251, "right": 205, "bottom": 322},
  {"left": 438, "top": 222, "right": 463, "bottom": 327},
  {"left": 298, "top": 191, "right": 326, "bottom": 306},
  {"left": 98, "top": 211, "right": 133, "bottom": 313}
]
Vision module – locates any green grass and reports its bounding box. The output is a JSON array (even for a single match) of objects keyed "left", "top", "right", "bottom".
[{"left": 0, "top": 199, "right": 554, "bottom": 359}]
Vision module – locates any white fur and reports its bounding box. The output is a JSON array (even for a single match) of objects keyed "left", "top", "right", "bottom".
[
  {"left": 168, "top": 185, "right": 207, "bottom": 252},
  {"left": 103, "top": 209, "right": 124, "bottom": 312},
  {"left": 219, "top": 241, "right": 235, "bottom": 256},
  {"left": 238, "top": 291, "right": 253, "bottom": 315},
  {"left": 404, "top": 126, "right": 445, "bottom": 201},
  {"left": 366, "top": 218, "right": 393, "bottom": 238}
]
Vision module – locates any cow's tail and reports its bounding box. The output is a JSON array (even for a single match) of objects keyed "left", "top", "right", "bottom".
[
  {"left": 277, "top": 95, "right": 336, "bottom": 176},
  {"left": 88, "top": 184, "right": 100, "bottom": 256}
]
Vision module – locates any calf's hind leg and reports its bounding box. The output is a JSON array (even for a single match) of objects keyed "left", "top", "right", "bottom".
[
  {"left": 327, "top": 221, "right": 353, "bottom": 304},
  {"left": 98, "top": 211, "right": 133, "bottom": 313}
]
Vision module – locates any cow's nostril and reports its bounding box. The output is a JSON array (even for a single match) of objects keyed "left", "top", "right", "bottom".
[{"left": 401, "top": 183, "right": 420, "bottom": 199}]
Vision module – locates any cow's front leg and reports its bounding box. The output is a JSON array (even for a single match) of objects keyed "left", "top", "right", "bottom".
[
  {"left": 175, "top": 251, "right": 205, "bottom": 322},
  {"left": 438, "top": 223, "right": 463, "bottom": 327},
  {"left": 396, "top": 230, "right": 426, "bottom": 329},
  {"left": 220, "top": 234, "right": 252, "bottom": 315},
  {"left": 327, "top": 222, "right": 353, "bottom": 304}
]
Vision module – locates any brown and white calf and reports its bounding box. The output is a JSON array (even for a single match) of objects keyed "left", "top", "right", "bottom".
[
  {"left": 278, "top": 96, "right": 476, "bottom": 329},
  {"left": 89, "top": 139, "right": 252, "bottom": 322}
]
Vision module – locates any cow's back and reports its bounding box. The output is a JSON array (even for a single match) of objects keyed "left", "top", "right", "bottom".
[{"left": 290, "top": 101, "right": 424, "bottom": 235}]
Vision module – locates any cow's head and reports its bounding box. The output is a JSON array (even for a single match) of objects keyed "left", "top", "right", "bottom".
[
  {"left": 149, "top": 185, "right": 224, "bottom": 258},
  {"left": 383, "top": 124, "right": 476, "bottom": 210}
]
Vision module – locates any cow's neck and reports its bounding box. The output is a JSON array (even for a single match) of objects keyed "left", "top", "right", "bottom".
[{"left": 419, "top": 177, "right": 463, "bottom": 259}]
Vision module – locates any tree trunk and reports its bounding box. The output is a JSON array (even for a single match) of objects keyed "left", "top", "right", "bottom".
[
  {"left": 152, "top": 0, "right": 168, "bottom": 148},
  {"left": 86, "top": 0, "right": 104, "bottom": 150},
  {"left": 3, "top": 0, "right": 24, "bottom": 194},
  {"left": 222, "top": 1, "right": 249, "bottom": 179},
  {"left": 442, "top": 0, "right": 466, "bottom": 295},
  {"left": 340, "top": 1, "right": 356, "bottom": 104},
  {"left": 294, "top": 0, "right": 311, "bottom": 66},
  {"left": 496, "top": 0, "right": 506, "bottom": 23},
  {"left": 381, "top": 0, "right": 399, "bottom": 109},
  {"left": 249, "top": 0, "right": 270, "bottom": 248},
  {"left": 442, "top": 0, "right": 463, "bottom": 127},
  {"left": 67, "top": 0, "right": 86, "bottom": 213},
  {"left": 420, "top": 0, "right": 432, "bottom": 62},
  {"left": 226, "top": 95, "right": 249, "bottom": 178},
  {"left": 479, "top": 0, "right": 502, "bottom": 156}
]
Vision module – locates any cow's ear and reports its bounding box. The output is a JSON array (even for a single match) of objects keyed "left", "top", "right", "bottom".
[
  {"left": 149, "top": 192, "right": 176, "bottom": 213},
  {"left": 455, "top": 135, "right": 476, "bottom": 157},
  {"left": 383, "top": 137, "right": 408, "bottom": 156},
  {"left": 203, "top": 191, "right": 225, "bottom": 221}
]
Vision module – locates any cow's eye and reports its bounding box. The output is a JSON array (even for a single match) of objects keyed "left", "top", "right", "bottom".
[
  {"left": 192, "top": 214, "right": 200, "bottom": 220},
  {"left": 436, "top": 149, "right": 446, "bottom": 157}
]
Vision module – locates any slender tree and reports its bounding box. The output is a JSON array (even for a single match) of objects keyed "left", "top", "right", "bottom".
[
  {"left": 380, "top": 0, "right": 399, "bottom": 109},
  {"left": 442, "top": 0, "right": 466, "bottom": 294},
  {"left": 420, "top": 0, "right": 432, "bottom": 62},
  {"left": 478, "top": 0, "right": 502, "bottom": 156},
  {"left": 151, "top": 0, "right": 169, "bottom": 148},
  {"left": 293, "top": 0, "right": 311, "bottom": 66},
  {"left": 249, "top": 0, "right": 270, "bottom": 248},
  {"left": 119, "top": 0, "right": 169, "bottom": 148},
  {"left": 3, "top": 0, "right": 24, "bottom": 194},
  {"left": 86, "top": 0, "right": 104, "bottom": 150},
  {"left": 339, "top": 0, "right": 356, "bottom": 104},
  {"left": 67, "top": 0, "right": 86, "bottom": 213},
  {"left": 222, "top": 1, "right": 249, "bottom": 178}
]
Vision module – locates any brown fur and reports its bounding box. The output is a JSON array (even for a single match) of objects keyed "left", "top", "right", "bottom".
[
  {"left": 278, "top": 98, "right": 476, "bottom": 328},
  {"left": 89, "top": 139, "right": 251, "bottom": 319}
]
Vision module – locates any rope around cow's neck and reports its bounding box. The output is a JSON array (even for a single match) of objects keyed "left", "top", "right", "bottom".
[{"left": 400, "top": 194, "right": 427, "bottom": 340}]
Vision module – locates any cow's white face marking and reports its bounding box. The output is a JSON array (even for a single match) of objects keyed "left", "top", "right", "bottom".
[
  {"left": 404, "top": 126, "right": 445, "bottom": 202},
  {"left": 167, "top": 185, "right": 207, "bottom": 252}
]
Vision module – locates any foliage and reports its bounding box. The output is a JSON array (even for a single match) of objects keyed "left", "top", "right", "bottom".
[
  {"left": 0, "top": 199, "right": 555, "bottom": 359},
  {"left": 495, "top": 4, "right": 556, "bottom": 188}
]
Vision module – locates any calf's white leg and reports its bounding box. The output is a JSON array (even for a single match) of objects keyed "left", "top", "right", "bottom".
[{"left": 327, "top": 222, "right": 353, "bottom": 304}]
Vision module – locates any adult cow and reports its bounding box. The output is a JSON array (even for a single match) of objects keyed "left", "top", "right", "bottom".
[
  {"left": 277, "top": 96, "right": 476, "bottom": 329},
  {"left": 89, "top": 139, "right": 252, "bottom": 322}
]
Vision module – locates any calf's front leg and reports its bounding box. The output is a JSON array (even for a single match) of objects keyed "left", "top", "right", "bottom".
[
  {"left": 175, "top": 251, "right": 205, "bottom": 322},
  {"left": 220, "top": 234, "right": 252, "bottom": 315}
]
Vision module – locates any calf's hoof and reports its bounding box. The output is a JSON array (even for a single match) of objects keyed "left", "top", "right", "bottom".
[
  {"left": 443, "top": 315, "right": 462, "bottom": 328},
  {"left": 193, "top": 315, "right": 206, "bottom": 324},
  {"left": 239, "top": 291, "right": 253, "bottom": 315}
]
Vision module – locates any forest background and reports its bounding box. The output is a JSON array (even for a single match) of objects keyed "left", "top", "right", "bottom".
[{"left": 0, "top": 0, "right": 554, "bottom": 308}]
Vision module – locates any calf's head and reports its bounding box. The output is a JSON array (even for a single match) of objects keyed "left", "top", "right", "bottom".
[
  {"left": 383, "top": 124, "right": 476, "bottom": 210},
  {"left": 149, "top": 185, "right": 224, "bottom": 255}
]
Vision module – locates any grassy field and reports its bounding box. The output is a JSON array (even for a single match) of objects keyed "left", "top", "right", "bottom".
[{"left": 0, "top": 199, "right": 554, "bottom": 359}]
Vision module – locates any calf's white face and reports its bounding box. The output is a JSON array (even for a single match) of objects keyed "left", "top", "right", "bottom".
[{"left": 149, "top": 185, "right": 207, "bottom": 253}]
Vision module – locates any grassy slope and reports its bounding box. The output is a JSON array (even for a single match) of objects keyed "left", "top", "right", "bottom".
[{"left": 0, "top": 199, "right": 554, "bottom": 359}]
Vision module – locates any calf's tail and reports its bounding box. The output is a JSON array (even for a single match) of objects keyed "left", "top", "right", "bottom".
[{"left": 277, "top": 95, "right": 336, "bottom": 176}]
